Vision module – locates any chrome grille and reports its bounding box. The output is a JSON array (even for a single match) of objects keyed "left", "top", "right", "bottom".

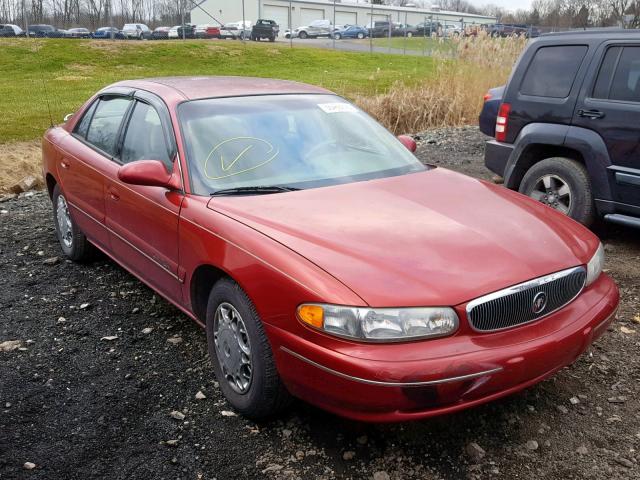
[{"left": 466, "top": 266, "right": 586, "bottom": 332}]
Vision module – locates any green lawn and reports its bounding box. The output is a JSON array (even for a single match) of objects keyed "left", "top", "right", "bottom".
[
  {"left": 0, "top": 38, "right": 436, "bottom": 143},
  {"left": 371, "top": 36, "right": 457, "bottom": 55}
]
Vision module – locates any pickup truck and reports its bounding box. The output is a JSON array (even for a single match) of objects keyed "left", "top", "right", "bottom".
[{"left": 251, "top": 19, "right": 278, "bottom": 42}]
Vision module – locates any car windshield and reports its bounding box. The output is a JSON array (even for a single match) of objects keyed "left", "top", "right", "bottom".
[{"left": 179, "top": 94, "right": 426, "bottom": 195}]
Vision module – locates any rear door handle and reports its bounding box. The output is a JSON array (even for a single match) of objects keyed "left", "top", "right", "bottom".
[
  {"left": 60, "top": 159, "right": 70, "bottom": 169},
  {"left": 578, "top": 109, "right": 605, "bottom": 119}
]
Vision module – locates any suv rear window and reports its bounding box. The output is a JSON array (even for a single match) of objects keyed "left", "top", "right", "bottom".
[
  {"left": 593, "top": 46, "right": 640, "bottom": 102},
  {"left": 520, "top": 45, "right": 588, "bottom": 98}
]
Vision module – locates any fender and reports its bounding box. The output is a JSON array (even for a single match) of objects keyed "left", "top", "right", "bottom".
[{"left": 504, "top": 123, "right": 613, "bottom": 202}]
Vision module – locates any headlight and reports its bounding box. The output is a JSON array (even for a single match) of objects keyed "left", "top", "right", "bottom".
[
  {"left": 585, "top": 242, "right": 605, "bottom": 286},
  {"left": 297, "top": 304, "right": 459, "bottom": 342}
]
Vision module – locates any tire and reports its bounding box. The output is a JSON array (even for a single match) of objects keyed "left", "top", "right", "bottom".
[
  {"left": 268, "top": 35, "right": 275, "bottom": 42},
  {"left": 51, "top": 184, "right": 94, "bottom": 261},
  {"left": 298, "top": 30, "right": 308, "bottom": 39},
  {"left": 205, "top": 278, "right": 292, "bottom": 419},
  {"left": 407, "top": 31, "right": 413, "bottom": 38},
  {"left": 334, "top": 33, "right": 341, "bottom": 40},
  {"left": 518, "top": 157, "right": 595, "bottom": 226},
  {"left": 357, "top": 32, "right": 364, "bottom": 39}
]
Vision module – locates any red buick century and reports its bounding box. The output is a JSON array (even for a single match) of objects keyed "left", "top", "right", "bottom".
[{"left": 42, "top": 77, "right": 619, "bottom": 422}]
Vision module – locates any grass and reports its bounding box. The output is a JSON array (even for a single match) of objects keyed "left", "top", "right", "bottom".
[
  {"left": 371, "top": 36, "right": 457, "bottom": 55},
  {"left": 0, "top": 38, "right": 436, "bottom": 143}
]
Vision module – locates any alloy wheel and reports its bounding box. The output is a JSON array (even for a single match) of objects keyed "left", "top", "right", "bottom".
[
  {"left": 527, "top": 174, "right": 572, "bottom": 214},
  {"left": 213, "top": 302, "right": 253, "bottom": 394},
  {"left": 56, "top": 194, "right": 73, "bottom": 249}
]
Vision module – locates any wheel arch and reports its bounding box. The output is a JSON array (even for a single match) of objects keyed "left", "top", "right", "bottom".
[
  {"left": 190, "top": 263, "right": 231, "bottom": 324},
  {"left": 46, "top": 173, "right": 57, "bottom": 199},
  {"left": 504, "top": 123, "right": 613, "bottom": 202}
]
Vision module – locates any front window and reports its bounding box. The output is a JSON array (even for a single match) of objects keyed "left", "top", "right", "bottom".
[{"left": 179, "top": 94, "right": 426, "bottom": 195}]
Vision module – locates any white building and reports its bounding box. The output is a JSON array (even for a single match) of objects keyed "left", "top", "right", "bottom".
[{"left": 190, "top": 0, "right": 496, "bottom": 31}]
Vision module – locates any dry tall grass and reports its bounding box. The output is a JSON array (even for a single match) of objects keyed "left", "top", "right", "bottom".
[{"left": 356, "top": 34, "right": 527, "bottom": 134}]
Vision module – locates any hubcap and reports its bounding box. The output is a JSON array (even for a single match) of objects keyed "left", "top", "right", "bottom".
[
  {"left": 56, "top": 195, "right": 73, "bottom": 249},
  {"left": 527, "top": 174, "right": 572, "bottom": 215},
  {"left": 213, "top": 302, "right": 252, "bottom": 394}
]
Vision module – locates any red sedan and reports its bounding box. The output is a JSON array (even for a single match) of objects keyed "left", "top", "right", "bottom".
[{"left": 42, "top": 77, "right": 619, "bottom": 422}]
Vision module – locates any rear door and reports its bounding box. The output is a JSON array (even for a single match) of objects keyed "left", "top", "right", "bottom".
[
  {"left": 59, "top": 92, "right": 133, "bottom": 250},
  {"left": 573, "top": 41, "right": 640, "bottom": 210},
  {"left": 104, "top": 91, "right": 185, "bottom": 303}
]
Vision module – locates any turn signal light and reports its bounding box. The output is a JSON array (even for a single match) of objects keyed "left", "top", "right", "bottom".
[{"left": 297, "top": 304, "right": 324, "bottom": 328}]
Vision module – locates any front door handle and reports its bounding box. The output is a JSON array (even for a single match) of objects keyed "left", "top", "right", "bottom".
[
  {"left": 578, "top": 109, "right": 605, "bottom": 119},
  {"left": 60, "top": 159, "right": 70, "bottom": 169},
  {"left": 108, "top": 190, "right": 120, "bottom": 201}
]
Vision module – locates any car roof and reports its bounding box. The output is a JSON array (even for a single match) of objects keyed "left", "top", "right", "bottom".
[
  {"left": 541, "top": 28, "right": 640, "bottom": 39},
  {"left": 111, "top": 76, "right": 331, "bottom": 101}
]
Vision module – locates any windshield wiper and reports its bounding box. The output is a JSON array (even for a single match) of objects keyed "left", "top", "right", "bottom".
[{"left": 210, "top": 185, "right": 300, "bottom": 197}]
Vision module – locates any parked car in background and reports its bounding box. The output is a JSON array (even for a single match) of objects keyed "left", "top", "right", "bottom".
[
  {"left": 292, "top": 19, "right": 333, "bottom": 39},
  {"left": 481, "top": 29, "right": 640, "bottom": 228},
  {"left": 443, "top": 23, "right": 462, "bottom": 37},
  {"left": 251, "top": 19, "right": 278, "bottom": 41},
  {"left": 489, "top": 23, "right": 530, "bottom": 37},
  {"left": 219, "top": 21, "right": 251, "bottom": 39},
  {"left": 415, "top": 21, "right": 441, "bottom": 37},
  {"left": 195, "top": 24, "right": 221, "bottom": 39},
  {"left": 92, "top": 26, "right": 124, "bottom": 39},
  {"left": 168, "top": 24, "right": 195, "bottom": 39},
  {"left": 333, "top": 24, "right": 368, "bottom": 40},
  {"left": 366, "top": 20, "right": 392, "bottom": 38},
  {"left": 122, "top": 23, "right": 151, "bottom": 40},
  {"left": 392, "top": 23, "right": 417, "bottom": 37},
  {"left": 151, "top": 26, "right": 170, "bottom": 39},
  {"left": 0, "top": 24, "right": 23, "bottom": 36},
  {"left": 43, "top": 76, "right": 618, "bottom": 422},
  {"left": 27, "top": 24, "right": 63, "bottom": 37},
  {"left": 67, "top": 27, "right": 91, "bottom": 38}
]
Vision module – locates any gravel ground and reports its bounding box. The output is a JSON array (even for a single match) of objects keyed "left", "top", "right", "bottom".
[{"left": 1, "top": 127, "right": 639, "bottom": 480}]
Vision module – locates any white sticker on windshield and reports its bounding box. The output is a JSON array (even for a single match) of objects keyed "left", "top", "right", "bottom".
[{"left": 318, "top": 103, "right": 357, "bottom": 114}]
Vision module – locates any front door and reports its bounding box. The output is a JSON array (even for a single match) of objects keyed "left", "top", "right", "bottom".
[
  {"left": 104, "top": 96, "right": 184, "bottom": 303},
  {"left": 573, "top": 42, "right": 640, "bottom": 211}
]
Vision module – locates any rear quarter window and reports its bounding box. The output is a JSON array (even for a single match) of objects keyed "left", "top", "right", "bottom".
[{"left": 519, "top": 45, "right": 588, "bottom": 98}]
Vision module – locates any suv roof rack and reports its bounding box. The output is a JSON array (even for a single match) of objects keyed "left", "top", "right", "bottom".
[{"left": 542, "top": 28, "right": 634, "bottom": 37}]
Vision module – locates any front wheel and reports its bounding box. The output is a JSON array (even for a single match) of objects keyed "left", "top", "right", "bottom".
[
  {"left": 357, "top": 32, "right": 364, "bottom": 39},
  {"left": 407, "top": 31, "right": 413, "bottom": 38},
  {"left": 52, "top": 185, "right": 94, "bottom": 261},
  {"left": 205, "top": 278, "right": 292, "bottom": 419},
  {"left": 333, "top": 33, "right": 341, "bottom": 40},
  {"left": 298, "top": 30, "right": 308, "bottom": 39},
  {"left": 519, "top": 157, "right": 595, "bottom": 226}
]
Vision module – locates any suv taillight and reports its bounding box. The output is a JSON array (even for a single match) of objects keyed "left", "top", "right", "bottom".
[{"left": 495, "top": 103, "right": 511, "bottom": 143}]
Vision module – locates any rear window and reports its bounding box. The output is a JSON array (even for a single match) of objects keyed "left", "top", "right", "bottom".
[
  {"left": 593, "top": 46, "right": 640, "bottom": 103},
  {"left": 520, "top": 45, "right": 588, "bottom": 98}
]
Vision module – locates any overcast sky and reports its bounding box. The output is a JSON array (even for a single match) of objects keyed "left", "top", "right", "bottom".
[{"left": 473, "top": 0, "right": 533, "bottom": 11}]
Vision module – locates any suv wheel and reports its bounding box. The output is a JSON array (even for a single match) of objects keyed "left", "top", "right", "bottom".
[
  {"left": 205, "top": 278, "right": 292, "bottom": 419},
  {"left": 519, "top": 157, "right": 594, "bottom": 226}
]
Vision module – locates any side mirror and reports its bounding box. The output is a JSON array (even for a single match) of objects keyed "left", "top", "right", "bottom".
[
  {"left": 118, "top": 160, "right": 181, "bottom": 189},
  {"left": 397, "top": 135, "right": 417, "bottom": 153}
]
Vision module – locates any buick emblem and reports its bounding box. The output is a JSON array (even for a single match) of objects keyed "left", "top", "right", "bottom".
[{"left": 532, "top": 292, "right": 547, "bottom": 314}]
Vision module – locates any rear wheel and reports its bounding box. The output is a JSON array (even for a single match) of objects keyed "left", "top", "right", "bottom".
[
  {"left": 357, "top": 32, "right": 364, "bottom": 39},
  {"left": 334, "top": 32, "right": 341, "bottom": 40},
  {"left": 519, "top": 157, "right": 595, "bottom": 226},
  {"left": 269, "top": 35, "right": 275, "bottom": 42},
  {"left": 52, "top": 185, "right": 94, "bottom": 261},
  {"left": 298, "top": 30, "right": 308, "bottom": 39},
  {"left": 407, "top": 31, "right": 413, "bottom": 38},
  {"left": 205, "top": 278, "right": 292, "bottom": 419}
]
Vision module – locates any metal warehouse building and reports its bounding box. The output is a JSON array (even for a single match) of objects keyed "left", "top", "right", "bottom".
[{"left": 190, "top": 0, "right": 496, "bottom": 31}]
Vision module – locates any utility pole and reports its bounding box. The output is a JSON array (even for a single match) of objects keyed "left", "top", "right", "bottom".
[
  {"left": 241, "top": 0, "right": 246, "bottom": 42},
  {"left": 332, "top": 0, "right": 336, "bottom": 49},
  {"left": 181, "top": 0, "right": 186, "bottom": 39},
  {"left": 369, "top": 0, "right": 373, "bottom": 53},
  {"left": 289, "top": 0, "right": 292, "bottom": 48}
]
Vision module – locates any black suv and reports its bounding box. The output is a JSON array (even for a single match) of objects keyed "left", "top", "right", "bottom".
[
  {"left": 251, "top": 19, "right": 279, "bottom": 42},
  {"left": 481, "top": 30, "right": 640, "bottom": 229}
]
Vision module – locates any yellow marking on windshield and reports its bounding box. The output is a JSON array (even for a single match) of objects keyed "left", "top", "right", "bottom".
[{"left": 204, "top": 137, "right": 279, "bottom": 180}]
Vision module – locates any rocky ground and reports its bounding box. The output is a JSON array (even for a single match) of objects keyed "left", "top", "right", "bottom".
[{"left": 1, "top": 127, "right": 639, "bottom": 480}]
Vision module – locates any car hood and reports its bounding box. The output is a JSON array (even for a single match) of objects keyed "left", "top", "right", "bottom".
[{"left": 207, "top": 168, "right": 598, "bottom": 307}]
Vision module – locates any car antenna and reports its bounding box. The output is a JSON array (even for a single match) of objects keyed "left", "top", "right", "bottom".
[{"left": 41, "top": 74, "right": 54, "bottom": 128}]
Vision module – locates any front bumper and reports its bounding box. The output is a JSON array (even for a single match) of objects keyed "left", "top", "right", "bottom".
[{"left": 267, "top": 274, "right": 618, "bottom": 422}]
